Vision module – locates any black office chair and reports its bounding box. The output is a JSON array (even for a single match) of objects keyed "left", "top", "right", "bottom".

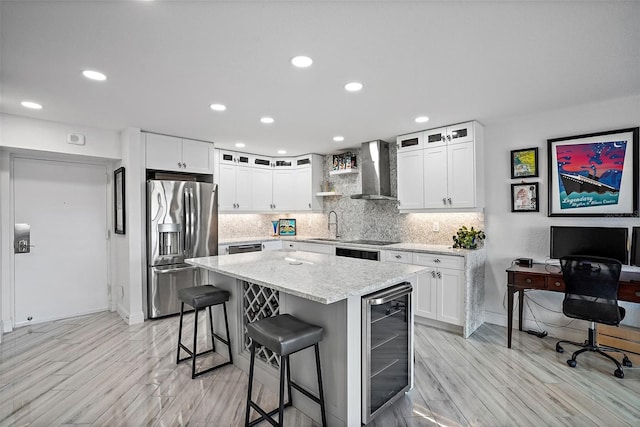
[{"left": 555, "top": 255, "right": 632, "bottom": 378}]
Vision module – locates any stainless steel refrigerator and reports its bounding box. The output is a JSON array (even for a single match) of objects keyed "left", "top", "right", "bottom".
[{"left": 147, "top": 180, "right": 218, "bottom": 318}]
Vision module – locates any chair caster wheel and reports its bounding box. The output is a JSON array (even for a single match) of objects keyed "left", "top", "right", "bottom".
[
  {"left": 567, "top": 359, "right": 577, "bottom": 368},
  {"left": 556, "top": 344, "right": 564, "bottom": 353},
  {"left": 623, "top": 356, "right": 632, "bottom": 368},
  {"left": 614, "top": 368, "right": 624, "bottom": 379}
]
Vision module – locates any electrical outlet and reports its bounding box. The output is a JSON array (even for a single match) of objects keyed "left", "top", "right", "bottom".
[{"left": 433, "top": 222, "right": 439, "bottom": 232}]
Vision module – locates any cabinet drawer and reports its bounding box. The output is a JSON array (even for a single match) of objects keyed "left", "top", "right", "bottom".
[
  {"left": 546, "top": 276, "right": 565, "bottom": 291},
  {"left": 514, "top": 274, "right": 545, "bottom": 289},
  {"left": 413, "top": 253, "right": 464, "bottom": 270},
  {"left": 385, "top": 250, "right": 413, "bottom": 264}
]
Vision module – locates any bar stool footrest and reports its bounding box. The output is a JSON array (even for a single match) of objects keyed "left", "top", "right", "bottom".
[{"left": 247, "top": 400, "right": 292, "bottom": 427}]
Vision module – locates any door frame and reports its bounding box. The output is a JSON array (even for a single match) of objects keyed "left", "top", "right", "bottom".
[{"left": 0, "top": 149, "right": 114, "bottom": 334}]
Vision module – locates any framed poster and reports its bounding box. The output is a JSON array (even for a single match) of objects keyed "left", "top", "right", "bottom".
[
  {"left": 279, "top": 218, "right": 296, "bottom": 236},
  {"left": 511, "top": 182, "right": 539, "bottom": 212},
  {"left": 547, "top": 127, "right": 639, "bottom": 217},
  {"left": 511, "top": 147, "right": 538, "bottom": 178},
  {"left": 114, "top": 167, "right": 126, "bottom": 234}
]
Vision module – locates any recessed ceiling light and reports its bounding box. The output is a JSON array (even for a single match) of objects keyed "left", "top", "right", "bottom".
[
  {"left": 82, "top": 70, "right": 107, "bottom": 81},
  {"left": 344, "top": 82, "right": 363, "bottom": 92},
  {"left": 235, "top": 142, "right": 246, "bottom": 148},
  {"left": 261, "top": 117, "right": 275, "bottom": 124},
  {"left": 210, "top": 103, "right": 226, "bottom": 111},
  {"left": 21, "top": 101, "right": 43, "bottom": 110},
  {"left": 333, "top": 136, "right": 344, "bottom": 142},
  {"left": 415, "top": 116, "right": 429, "bottom": 123},
  {"left": 277, "top": 150, "right": 287, "bottom": 154},
  {"left": 291, "top": 56, "right": 313, "bottom": 68}
]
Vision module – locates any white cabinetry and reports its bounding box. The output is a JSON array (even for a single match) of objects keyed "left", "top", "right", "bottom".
[
  {"left": 250, "top": 155, "right": 275, "bottom": 211},
  {"left": 145, "top": 132, "right": 213, "bottom": 174},
  {"left": 297, "top": 242, "right": 335, "bottom": 255},
  {"left": 396, "top": 121, "right": 483, "bottom": 211},
  {"left": 218, "top": 151, "right": 252, "bottom": 211},
  {"left": 412, "top": 253, "right": 464, "bottom": 325},
  {"left": 261, "top": 240, "right": 283, "bottom": 251}
]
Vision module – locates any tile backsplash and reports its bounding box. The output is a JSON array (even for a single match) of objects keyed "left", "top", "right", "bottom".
[{"left": 219, "top": 143, "right": 485, "bottom": 246}]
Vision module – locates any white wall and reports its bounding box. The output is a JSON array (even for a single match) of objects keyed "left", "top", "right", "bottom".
[{"left": 483, "top": 95, "right": 640, "bottom": 340}]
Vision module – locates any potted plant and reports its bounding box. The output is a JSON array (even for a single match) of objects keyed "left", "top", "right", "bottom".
[{"left": 452, "top": 226, "right": 486, "bottom": 249}]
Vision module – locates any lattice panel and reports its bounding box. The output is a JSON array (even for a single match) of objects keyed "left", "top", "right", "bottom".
[{"left": 242, "top": 281, "right": 281, "bottom": 369}]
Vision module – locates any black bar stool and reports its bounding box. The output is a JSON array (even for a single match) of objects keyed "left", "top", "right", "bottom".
[
  {"left": 177, "top": 285, "right": 233, "bottom": 379},
  {"left": 244, "top": 314, "right": 326, "bottom": 427}
]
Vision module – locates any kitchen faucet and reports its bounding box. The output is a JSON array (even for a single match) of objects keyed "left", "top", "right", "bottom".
[{"left": 328, "top": 210, "right": 340, "bottom": 238}]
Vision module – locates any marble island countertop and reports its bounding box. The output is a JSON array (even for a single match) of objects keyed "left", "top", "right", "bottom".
[{"left": 186, "top": 250, "right": 424, "bottom": 304}]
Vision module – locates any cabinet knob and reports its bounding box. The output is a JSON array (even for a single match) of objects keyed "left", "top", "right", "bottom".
[
  {"left": 526, "top": 278, "right": 532, "bottom": 284},
  {"left": 554, "top": 281, "right": 561, "bottom": 287},
  {"left": 395, "top": 254, "right": 402, "bottom": 259},
  {"left": 431, "top": 271, "right": 436, "bottom": 278},
  {"left": 308, "top": 203, "right": 311, "bottom": 208},
  {"left": 447, "top": 197, "right": 452, "bottom": 204},
  {"left": 437, "top": 271, "right": 442, "bottom": 278},
  {"left": 434, "top": 258, "right": 440, "bottom": 263},
  {"left": 177, "top": 161, "right": 182, "bottom": 168},
  {"left": 446, "top": 135, "right": 451, "bottom": 141},
  {"left": 442, "top": 198, "right": 447, "bottom": 205},
  {"left": 182, "top": 162, "right": 187, "bottom": 168}
]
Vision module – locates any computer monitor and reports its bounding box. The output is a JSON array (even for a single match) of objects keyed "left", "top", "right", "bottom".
[
  {"left": 630, "top": 227, "right": 640, "bottom": 266},
  {"left": 550, "top": 226, "right": 628, "bottom": 264}
]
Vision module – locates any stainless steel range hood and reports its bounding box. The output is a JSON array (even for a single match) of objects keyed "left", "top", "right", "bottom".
[{"left": 351, "top": 140, "right": 396, "bottom": 200}]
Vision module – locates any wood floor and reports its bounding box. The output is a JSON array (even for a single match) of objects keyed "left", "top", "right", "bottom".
[{"left": 1, "top": 311, "right": 639, "bottom": 427}]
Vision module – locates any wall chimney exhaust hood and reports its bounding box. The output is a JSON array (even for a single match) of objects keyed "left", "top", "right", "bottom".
[{"left": 351, "top": 140, "right": 396, "bottom": 201}]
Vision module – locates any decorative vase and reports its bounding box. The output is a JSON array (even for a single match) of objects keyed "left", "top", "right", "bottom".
[{"left": 271, "top": 220, "right": 279, "bottom": 236}]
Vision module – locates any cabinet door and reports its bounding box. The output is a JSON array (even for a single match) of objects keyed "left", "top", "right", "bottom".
[
  {"left": 235, "top": 165, "right": 252, "bottom": 211},
  {"left": 397, "top": 150, "right": 424, "bottom": 209},
  {"left": 218, "top": 163, "right": 237, "bottom": 211},
  {"left": 447, "top": 141, "right": 475, "bottom": 208},
  {"left": 423, "top": 127, "right": 447, "bottom": 148},
  {"left": 437, "top": 267, "right": 464, "bottom": 325},
  {"left": 447, "top": 122, "right": 474, "bottom": 144},
  {"left": 272, "top": 169, "right": 295, "bottom": 211},
  {"left": 261, "top": 240, "right": 283, "bottom": 251},
  {"left": 293, "top": 167, "right": 312, "bottom": 211},
  {"left": 181, "top": 139, "right": 212, "bottom": 174},
  {"left": 397, "top": 132, "right": 423, "bottom": 152},
  {"left": 415, "top": 269, "right": 437, "bottom": 320},
  {"left": 298, "top": 242, "right": 334, "bottom": 255},
  {"left": 251, "top": 168, "right": 273, "bottom": 211},
  {"left": 423, "top": 147, "right": 448, "bottom": 209},
  {"left": 146, "top": 133, "right": 183, "bottom": 171}
]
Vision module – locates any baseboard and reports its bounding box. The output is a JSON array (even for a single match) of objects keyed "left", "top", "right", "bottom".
[{"left": 128, "top": 310, "right": 144, "bottom": 325}]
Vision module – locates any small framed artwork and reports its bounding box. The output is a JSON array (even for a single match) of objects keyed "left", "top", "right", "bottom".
[
  {"left": 114, "top": 167, "right": 126, "bottom": 234},
  {"left": 511, "top": 182, "right": 539, "bottom": 212},
  {"left": 279, "top": 218, "right": 296, "bottom": 236},
  {"left": 548, "top": 127, "right": 639, "bottom": 217},
  {"left": 511, "top": 147, "right": 539, "bottom": 178}
]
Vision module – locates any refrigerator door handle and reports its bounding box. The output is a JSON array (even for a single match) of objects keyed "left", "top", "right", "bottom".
[
  {"left": 188, "top": 189, "right": 195, "bottom": 256},
  {"left": 184, "top": 190, "right": 191, "bottom": 257}
]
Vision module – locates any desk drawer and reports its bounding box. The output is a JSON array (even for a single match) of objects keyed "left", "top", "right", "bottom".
[
  {"left": 546, "top": 277, "right": 565, "bottom": 292},
  {"left": 619, "top": 283, "right": 640, "bottom": 303},
  {"left": 513, "top": 274, "right": 545, "bottom": 289}
]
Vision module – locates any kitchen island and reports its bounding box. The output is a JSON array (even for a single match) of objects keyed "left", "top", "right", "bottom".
[{"left": 186, "top": 250, "right": 424, "bottom": 427}]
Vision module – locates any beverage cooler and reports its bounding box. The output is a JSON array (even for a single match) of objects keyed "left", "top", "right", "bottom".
[{"left": 361, "top": 282, "right": 412, "bottom": 423}]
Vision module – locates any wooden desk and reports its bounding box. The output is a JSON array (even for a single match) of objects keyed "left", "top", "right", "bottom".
[{"left": 506, "top": 263, "right": 640, "bottom": 348}]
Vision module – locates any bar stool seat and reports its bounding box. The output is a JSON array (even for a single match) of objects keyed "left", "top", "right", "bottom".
[
  {"left": 176, "top": 285, "right": 233, "bottom": 379},
  {"left": 245, "top": 314, "right": 326, "bottom": 427}
]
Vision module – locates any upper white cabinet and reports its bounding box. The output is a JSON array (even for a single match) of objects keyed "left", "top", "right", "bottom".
[
  {"left": 218, "top": 150, "right": 252, "bottom": 211},
  {"left": 215, "top": 150, "right": 323, "bottom": 213},
  {"left": 145, "top": 132, "right": 213, "bottom": 174},
  {"left": 396, "top": 121, "right": 484, "bottom": 211}
]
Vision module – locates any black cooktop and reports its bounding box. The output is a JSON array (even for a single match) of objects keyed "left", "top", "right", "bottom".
[{"left": 342, "top": 240, "right": 399, "bottom": 246}]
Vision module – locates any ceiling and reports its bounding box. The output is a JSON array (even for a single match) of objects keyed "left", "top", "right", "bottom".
[{"left": 1, "top": 1, "right": 639, "bottom": 156}]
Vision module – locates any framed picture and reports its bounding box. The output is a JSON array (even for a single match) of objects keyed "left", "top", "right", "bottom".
[
  {"left": 114, "top": 167, "right": 126, "bottom": 234},
  {"left": 511, "top": 147, "right": 539, "bottom": 178},
  {"left": 548, "top": 127, "right": 639, "bottom": 217},
  {"left": 511, "top": 182, "right": 539, "bottom": 212},
  {"left": 279, "top": 218, "right": 296, "bottom": 236}
]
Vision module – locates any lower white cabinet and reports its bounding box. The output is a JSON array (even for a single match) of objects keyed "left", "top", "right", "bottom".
[
  {"left": 297, "top": 242, "right": 334, "bottom": 255},
  {"left": 385, "top": 251, "right": 465, "bottom": 327},
  {"left": 261, "top": 240, "right": 283, "bottom": 251}
]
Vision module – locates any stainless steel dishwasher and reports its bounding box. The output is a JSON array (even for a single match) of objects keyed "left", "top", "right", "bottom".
[
  {"left": 228, "top": 243, "right": 263, "bottom": 254},
  {"left": 361, "top": 282, "right": 412, "bottom": 423}
]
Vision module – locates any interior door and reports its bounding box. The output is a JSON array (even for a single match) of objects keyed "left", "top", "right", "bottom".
[{"left": 13, "top": 157, "right": 109, "bottom": 326}]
